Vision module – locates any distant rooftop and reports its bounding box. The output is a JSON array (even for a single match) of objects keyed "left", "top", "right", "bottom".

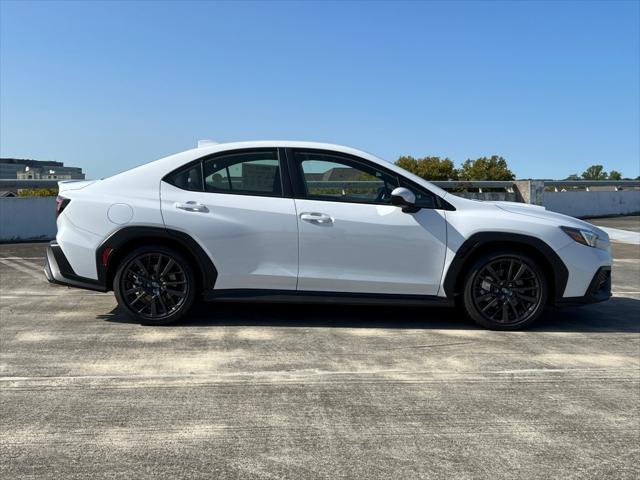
[
  {"left": 0, "top": 158, "right": 84, "bottom": 183},
  {"left": 1, "top": 158, "right": 64, "bottom": 167}
]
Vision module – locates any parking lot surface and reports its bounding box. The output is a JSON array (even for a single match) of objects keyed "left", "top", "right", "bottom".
[
  {"left": 588, "top": 215, "right": 640, "bottom": 233},
  {"left": 1, "top": 217, "right": 639, "bottom": 479}
]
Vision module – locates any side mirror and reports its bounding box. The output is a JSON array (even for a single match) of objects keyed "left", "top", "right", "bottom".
[{"left": 391, "top": 187, "right": 420, "bottom": 213}]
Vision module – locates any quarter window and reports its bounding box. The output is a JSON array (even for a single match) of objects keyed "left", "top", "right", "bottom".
[
  {"left": 203, "top": 150, "right": 281, "bottom": 196},
  {"left": 165, "top": 163, "right": 203, "bottom": 192},
  {"left": 294, "top": 151, "right": 399, "bottom": 204}
]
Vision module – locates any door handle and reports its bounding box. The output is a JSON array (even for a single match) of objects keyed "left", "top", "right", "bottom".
[
  {"left": 300, "top": 212, "right": 333, "bottom": 224},
  {"left": 175, "top": 201, "right": 209, "bottom": 213}
]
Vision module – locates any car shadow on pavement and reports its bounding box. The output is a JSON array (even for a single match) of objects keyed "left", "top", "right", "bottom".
[{"left": 99, "top": 297, "right": 640, "bottom": 333}]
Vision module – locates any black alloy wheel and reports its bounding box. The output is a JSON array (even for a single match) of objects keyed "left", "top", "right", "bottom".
[
  {"left": 463, "top": 252, "right": 548, "bottom": 330},
  {"left": 114, "top": 246, "right": 196, "bottom": 325}
]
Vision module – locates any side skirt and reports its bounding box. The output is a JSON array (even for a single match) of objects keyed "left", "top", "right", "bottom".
[{"left": 203, "top": 289, "right": 454, "bottom": 307}]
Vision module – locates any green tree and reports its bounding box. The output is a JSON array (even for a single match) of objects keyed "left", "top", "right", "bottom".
[
  {"left": 17, "top": 188, "right": 58, "bottom": 197},
  {"left": 564, "top": 173, "right": 580, "bottom": 180},
  {"left": 581, "top": 165, "right": 608, "bottom": 180},
  {"left": 395, "top": 156, "right": 458, "bottom": 180},
  {"left": 458, "top": 155, "right": 515, "bottom": 181},
  {"left": 608, "top": 170, "right": 622, "bottom": 181}
]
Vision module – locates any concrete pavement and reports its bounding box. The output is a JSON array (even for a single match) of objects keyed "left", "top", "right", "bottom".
[{"left": 1, "top": 217, "right": 638, "bottom": 479}]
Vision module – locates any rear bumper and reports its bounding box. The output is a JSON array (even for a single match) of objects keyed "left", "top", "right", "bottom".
[
  {"left": 555, "top": 266, "right": 611, "bottom": 306},
  {"left": 45, "top": 241, "right": 107, "bottom": 292}
]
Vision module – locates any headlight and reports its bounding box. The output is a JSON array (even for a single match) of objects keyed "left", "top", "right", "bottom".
[{"left": 561, "top": 226, "right": 599, "bottom": 248}]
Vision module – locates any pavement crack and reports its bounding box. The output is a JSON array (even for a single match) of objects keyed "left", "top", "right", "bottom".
[{"left": 383, "top": 341, "right": 473, "bottom": 350}]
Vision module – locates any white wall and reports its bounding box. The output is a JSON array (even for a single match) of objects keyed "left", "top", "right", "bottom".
[
  {"left": 1, "top": 191, "right": 639, "bottom": 242},
  {"left": 543, "top": 190, "right": 640, "bottom": 218},
  {"left": 0, "top": 197, "right": 57, "bottom": 242}
]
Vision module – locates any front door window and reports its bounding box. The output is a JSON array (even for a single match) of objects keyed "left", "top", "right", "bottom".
[{"left": 294, "top": 151, "right": 399, "bottom": 204}]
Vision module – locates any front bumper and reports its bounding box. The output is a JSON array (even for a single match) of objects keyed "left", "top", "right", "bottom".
[
  {"left": 45, "top": 241, "right": 107, "bottom": 292},
  {"left": 555, "top": 266, "right": 611, "bottom": 306}
]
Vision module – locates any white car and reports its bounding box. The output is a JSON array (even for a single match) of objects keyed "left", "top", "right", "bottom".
[{"left": 45, "top": 141, "right": 612, "bottom": 330}]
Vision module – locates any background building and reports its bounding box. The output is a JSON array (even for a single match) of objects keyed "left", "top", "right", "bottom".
[{"left": 1, "top": 158, "right": 85, "bottom": 181}]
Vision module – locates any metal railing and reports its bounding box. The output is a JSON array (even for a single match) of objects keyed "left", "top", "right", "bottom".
[
  {"left": 431, "top": 181, "right": 516, "bottom": 193},
  {"left": 305, "top": 180, "right": 519, "bottom": 193}
]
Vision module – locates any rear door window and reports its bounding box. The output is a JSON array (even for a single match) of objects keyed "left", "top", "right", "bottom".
[{"left": 203, "top": 150, "right": 282, "bottom": 196}]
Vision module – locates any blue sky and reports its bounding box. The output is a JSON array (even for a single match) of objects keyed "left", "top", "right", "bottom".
[{"left": 1, "top": 0, "right": 638, "bottom": 179}]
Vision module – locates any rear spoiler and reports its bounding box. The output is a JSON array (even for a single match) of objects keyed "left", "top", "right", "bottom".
[{"left": 58, "top": 179, "right": 96, "bottom": 193}]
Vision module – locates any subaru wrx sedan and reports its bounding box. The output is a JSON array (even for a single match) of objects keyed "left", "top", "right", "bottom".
[{"left": 45, "top": 141, "right": 612, "bottom": 329}]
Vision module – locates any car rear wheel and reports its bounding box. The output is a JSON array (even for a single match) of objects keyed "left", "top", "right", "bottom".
[
  {"left": 462, "top": 251, "right": 548, "bottom": 330},
  {"left": 113, "top": 246, "right": 196, "bottom": 325}
]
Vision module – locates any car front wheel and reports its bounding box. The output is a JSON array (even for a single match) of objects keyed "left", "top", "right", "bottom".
[
  {"left": 113, "top": 246, "right": 196, "bottom": 325},
  {"left": 462, "top": 251, "right": 548, "bottom": 330}
]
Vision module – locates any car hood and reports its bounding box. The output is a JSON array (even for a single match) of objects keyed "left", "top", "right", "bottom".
[{"left": 490, "top": 201, "right": 608, "bottom": 239}]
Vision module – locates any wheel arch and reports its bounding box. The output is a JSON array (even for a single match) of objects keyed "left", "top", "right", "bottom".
[
  {"left": 96, "top": 226, "right": 217, "bottom": 292},
  {"left": 443, "top": 232, "right": 568, "bottom": 303}
]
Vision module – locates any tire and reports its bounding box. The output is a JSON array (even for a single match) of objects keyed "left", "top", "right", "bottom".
[
  {"left": 462, "top": 251, "right": 548, "bottom": 330},
  {"left": 113, "top": 245, "right": 197, "bottom": 325}
]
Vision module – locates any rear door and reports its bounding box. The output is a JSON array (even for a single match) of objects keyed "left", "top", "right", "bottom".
[
  {"left": 160, "top": 148, "right": 298, "bottom": 291},
  {"left": 289, "top": 149, "right": 447, "bottom": 295}
]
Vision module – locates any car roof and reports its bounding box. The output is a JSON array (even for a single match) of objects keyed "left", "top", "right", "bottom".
[{"left": 191, "top": 140, "right": 383, "bottom": 163}]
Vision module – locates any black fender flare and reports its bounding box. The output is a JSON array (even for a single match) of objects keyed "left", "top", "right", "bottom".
[
  {"left": 96, "top": 226, "right": 218, "bottom": 291},
  {"left": 442, "top": 232, "right": 568, "bottom": 302}
]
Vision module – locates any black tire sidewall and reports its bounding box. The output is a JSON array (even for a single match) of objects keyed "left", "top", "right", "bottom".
[
  {"left": 113, "top": 246, "right": 197, "bottom": 325},
  {"left": 462, "top": 252, "right": 548, "bottom": 330}
]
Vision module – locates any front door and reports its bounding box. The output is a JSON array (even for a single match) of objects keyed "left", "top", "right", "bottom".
[{"left": 291, "top": 150, "right": 447, "bottom": 295}]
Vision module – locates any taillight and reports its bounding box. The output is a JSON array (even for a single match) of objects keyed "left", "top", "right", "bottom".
[{"left": 55, "top": 196, "right": 70, "bottom": 218}]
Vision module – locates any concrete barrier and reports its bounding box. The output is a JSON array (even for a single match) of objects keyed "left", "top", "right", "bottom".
[
  {"left": 543, "top": 190, "right": 640, "bottom": 218},
  {"left": 436, "top": 180, "right": 640, "bottom": 217},
  {"left": 0, "top": 197, "right": 57, "bottom": 242},
  {"left": 0, "top": 181, "right": 638, "bottom": 241}
]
